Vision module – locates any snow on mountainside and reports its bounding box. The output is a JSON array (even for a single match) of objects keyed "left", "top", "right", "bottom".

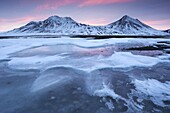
[
  {"left": 5, "top": 16, "right": 102, "bottom": 35},
  {"left": 164, "top": 29, "right": 170, "bottom": 33},
  {"left": 2, "top": 15, "right": 168, "bottom": 36},
  {"left": 106, "top": 15, "right": 165, "bottom": 35}
]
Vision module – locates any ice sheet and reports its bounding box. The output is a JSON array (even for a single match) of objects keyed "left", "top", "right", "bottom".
[
  {"left": 8, "top": 51, "right": 163, "bottom": 71},
  {"left": 0, "top": 37, "right": 170, "bottom": 71},
  {"left": 133, "top": 79, "right": 170, "bottom": 107}
]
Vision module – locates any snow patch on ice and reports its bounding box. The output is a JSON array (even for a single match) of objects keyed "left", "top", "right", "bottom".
[
  {"left": 93, "top": 82, "right": 120, "bottom": 99},
  {"left": 100, "top": 52, "right": 160, "bottom": 68},
  {"left": 105, "top": 100, "right": 115, "bottom": 110},
  {"left": 133, "top": 79, "right": 170, "bottom": 107}
]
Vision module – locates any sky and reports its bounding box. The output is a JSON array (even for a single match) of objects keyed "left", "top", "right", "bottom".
[{"left": 0, "top": 0, "right": 170, "bottom": 32}]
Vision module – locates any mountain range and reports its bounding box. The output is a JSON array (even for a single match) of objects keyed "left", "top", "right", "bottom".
[{"left": 2, "top": 15, "right": 169, "bottom": 36}]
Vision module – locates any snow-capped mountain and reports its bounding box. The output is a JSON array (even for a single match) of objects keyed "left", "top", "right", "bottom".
[
  {"left": 6, "top": 16, "right": 102, "bottom": 35},
  {"left": 3, "top": 15, "right": 167, "bottom": 36},
  {"left": 105, "top": 15, "right": 165, "bottom": 35}
]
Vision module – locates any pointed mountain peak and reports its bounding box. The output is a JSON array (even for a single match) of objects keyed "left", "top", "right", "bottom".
[
  {"left": 120, "top": 15, "right": 137, "bottom": 22},
  {"left": 63, "top": 17, "right": 76, "bottom": 22},
  {"left": 108, "top": 15, "right": 141, "bottom": 27},
  {"left": 46, "top": 15, "right": 62, "bottom": 21},
  {"left": 122, "top": 15, "right": 132, "bottom": 18},
  {"left": 45, "top": 15, "right": 75, "bottom": 23}
]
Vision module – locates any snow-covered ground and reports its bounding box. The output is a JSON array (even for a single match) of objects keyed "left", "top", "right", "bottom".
[{"left": 0, "top": 37, "right": 170, "bottom": 113}]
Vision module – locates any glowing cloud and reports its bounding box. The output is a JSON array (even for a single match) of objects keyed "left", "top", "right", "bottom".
[
  {"left": 36, "top": 0, "right": 134, "bottom": 10},
  {"left": 79, "top": 0, "right": 134, "bottom": 7},
  {"left": 36, "top": 0, "right": 79, "bottom": 10},
  {"left": 144, "top": 19, "right": 170, "bottom": 30},
  {"left": 0, "top": 16, "right": 44, "bottom": 32}
]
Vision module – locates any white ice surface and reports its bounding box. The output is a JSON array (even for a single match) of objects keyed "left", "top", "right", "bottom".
[
  {"left": 7, "top": 51, "right": 163, "bottom": 71},
  {"left": 0, "top": 37, "right": 170, "bottom": 71},
  {"left": 133, "top": 79, "right": 170, "bottom": 107},
  {"left": 1, "top": 37, "right": 170, "bottom": 112},
  {"left": 8, "top": 55, "right": 64, "bottom": 70}
]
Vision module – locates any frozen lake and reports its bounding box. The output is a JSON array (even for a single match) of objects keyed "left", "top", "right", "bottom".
[{"left": 0, "top": 37, "right": 170, "bottom": 113}]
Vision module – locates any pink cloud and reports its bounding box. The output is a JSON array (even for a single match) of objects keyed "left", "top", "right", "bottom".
[
  {"left": 144, "top": 19, "right": 170, "bottom": 25},
  {"left": 36, "top": 0, "right": 134, "bottom": 10},
  {"left": 0, "top": 16, "right": 42, "bottom": 23},
  {"left": 79, "top": 0, "right": 134, "bottom": 7},
  {"left": 36, "top": 0, "right": 79, "bottom": 10},
  {"left": 144, "top": 19, "right": 170, "bottom": 30},
  {"left": 0, "top": 16, "right": 45, "bottom": 32}
]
